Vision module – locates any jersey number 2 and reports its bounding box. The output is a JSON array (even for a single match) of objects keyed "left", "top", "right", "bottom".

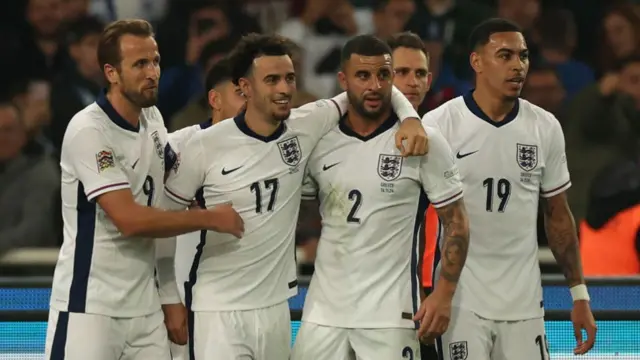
[
  {"left": 346, "top": 189, "right": 362, "bottom": 223},
  {"left": 250, "top": 179, "right": 279, "bottom": 213},
  {"left": 482, "top": 177, "right": 511, "bottom": 212}
]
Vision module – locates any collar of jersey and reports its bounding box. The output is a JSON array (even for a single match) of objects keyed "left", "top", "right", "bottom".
[
  {"left": 338, "top": 111, "right": 398, "bottom": 142},
  {"left": 233, "top": 110, "right": 286, "bottom": 142},
  {"left": 463, "top": 89, "right": 519, "bottom": 128},
  {"left": 96, "top": 89, "right": 140, "bottom": 133}
]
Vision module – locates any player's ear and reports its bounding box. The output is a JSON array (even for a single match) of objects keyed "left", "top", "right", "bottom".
[
  {"left": 208, "top": 89, "right": 221, "bottom": 111},
  {"left": 470, "top": 52, "right": 482, "bottom": 73},
  {"left": 238, "top": 77, "right": 251, "bottom": 99},
  {"left": 338, "top": 72, "right": 347, "bottom": 91},
  {"left": 104, "top": 64, "right": 119, "bottom": 86},
  {"left": 426, "top": 72, "right": 433, "bottom": 92}
]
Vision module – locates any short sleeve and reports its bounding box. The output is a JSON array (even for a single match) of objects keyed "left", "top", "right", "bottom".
[
  {"left": 66, "top": 127, "right": 131, "bottom": 202},
  {"left": 164, "top": 133, "right": 206, "bottom": 206},
  {"left": 301, "top": 172, "right": 318, "bottom": 201},
  {"left": 540, "top": 118, "right": 571, "bottom": 198},
  {"left": 290, "top": 95, "right": 346, "bottom": 142},
  {"left": 419, "top": 127, "right": 464, "bottom": 208}
]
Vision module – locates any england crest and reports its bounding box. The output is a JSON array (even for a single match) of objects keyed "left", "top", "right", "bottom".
[
  {"left": 449, "top": 341, "right": 468, "bottom": 360},
  {"left": 278, "top": 137, "right": 302, "bottom": 166},
  {"left": 377, "top": 154, "right": 403, "bottom": 181},
  {"left": 517, "top": 143, "right": 538, "bottom": 172}
]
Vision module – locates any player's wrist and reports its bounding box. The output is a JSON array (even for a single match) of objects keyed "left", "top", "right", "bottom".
[
  {"left": 434, "top": 278, "right": 457, "bottom": 298},
  {"left": 570, "top": 284, "right": 590, "bottom": 302}
]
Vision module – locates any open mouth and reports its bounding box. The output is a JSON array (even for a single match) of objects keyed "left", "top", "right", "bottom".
[{"left": 273, "top": 99, "right": 290, "bottom": 106}]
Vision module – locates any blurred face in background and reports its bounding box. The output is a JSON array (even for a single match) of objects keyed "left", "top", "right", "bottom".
[
  {"left": 392, "top": 46, "right": 431, "bottom": 109},
  {"left": 105, "top": 35, "right": 160, "bottom": 108},
  {"left": 209, "top": 80, "right": 245, "bottom": 122},
  {"left": 239, "top": 55, "right": 296, "bottom": 124},
  {"left": 522, "top": 70, "right": 565, "bottom": 114},
  {"left": 471, "top": 32, "right": 529, "bottom": 101},
  {"left": 339, "top": 53, "right": 394, "bottom": 121},
  {"left": 27, "top": 0, "right": 64, "bottom": 38},
  {"left": 374, "top": 0, "right": 416, "bottom": 40},
  {"left": 70, "top": 33, "right": 102, "bottom": 82},
  {"left": 0, "top": 105, "right": 26, "bottom": 162},
  {"left": 604, "top": 13, "right": 638, "bottom": 59},
  {"left": 498, "top": 0, "right": 540, "bottom": 31},
  {"left": 618, "top": 61, "right": 640, "bottom": 109}
]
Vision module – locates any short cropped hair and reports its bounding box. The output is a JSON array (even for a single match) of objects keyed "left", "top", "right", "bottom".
[
  {"left": 387, "top": 32, "right": 430, "bottom": 64},
  {"left": 97, "top": 19, "right": 155, "bottom": 70},
  {"left": 341, "top": 35, "right": 392, "bottom": 69},
  {"left": 205, "top": 57, "right": 232, "bottom": 93},
  {"left": 226, "top": 33, "right": 294, "bottom": 85},
  {"left": 468, "top": 18, "right": 522, "bottom": 52}
]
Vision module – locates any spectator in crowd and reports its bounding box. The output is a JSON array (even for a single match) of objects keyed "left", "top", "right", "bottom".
[
  {"left": 10, "top": 79, "right": 56, "bottom": 157},
  {"left": 497, "top": 0, "right": 540, "bottom": 61},
  {"left": 420, "top": 37, "right": 470, "bottom": 112},
  {"left": 358, "top": 0, "right": 416, "bottom": 41},
  {"left": 533, "top": 8, "right": 594, "bottom": 100},
  {"left": 89, "top": 0, "right": 169, "bottom": 24},
  {"left": 521, "top": 64, "right": 566, "bottom": 119},
  {"left": 48, "top": 16, "right": 105, "bottom": 153},
  {"left": 0, "top": 100, "right": 60, "bottom": 255},
  {"left": 405, "top": 0, "right": 494, "bottom": 80},
  {"left": 20, "top": 0, "right": 69, "bottom": 80},
  {"left": 565, "top": 56, "right": 640, "bottom": 222},
  {"left": 597, "top": 3, "right": 640, "bottom": 76},
  {"left": 60, "top": 0, "right": 89, "bottom": 22}
]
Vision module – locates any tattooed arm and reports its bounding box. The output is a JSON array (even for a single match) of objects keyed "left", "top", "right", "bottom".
[
  {"left": 433, "top": 198, "right": 470, "bottom": 295},
  {"left": 542, "top": 192, "right": 585, "bottom": 287}
]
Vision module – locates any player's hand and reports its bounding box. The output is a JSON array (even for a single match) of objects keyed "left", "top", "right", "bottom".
[
  {"left": 207, "top": 203, "right": 244, "bottom": 238},
  {"left": 571, "top": 300, "right": 597, "bottom": 355},
  {"left": 162, "top": 303, "right": 188, "bottom": 345},
  {"left": 396, "top": 118, "right": 428, "bottom": 157},
  {"left": 413, "top": 287, "right": 452, "bottom": 343}
]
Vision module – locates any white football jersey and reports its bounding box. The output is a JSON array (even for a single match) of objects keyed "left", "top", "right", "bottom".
[
  {"left": 166, "top": 121, "right": 212, "bottom": 304},
  {"left": 163, "top": 100, "right": 347, "bottom": 312},
  {"left": 423, "top": 93, "right": 571, "bottom": 321},
  {"left": 51, "top": 92, "right": 174, "bottom": 317},
  {"left": 301, "top": 115, "right": 464, "bottom": 329}
]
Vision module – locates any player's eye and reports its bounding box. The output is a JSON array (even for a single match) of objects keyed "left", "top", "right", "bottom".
[
  {"left": 416, "top": 70, "right": 428, "bottom": 78},
  {"left": 265, "top": 76, "right": 278, "bottom": 84},
  {"left": 394, "top": 69, "right": 408, "bottom": 75},
  {"left": 520, "top": 52, "right": 529, "bottom": 61},
  {"left": 378, "top": 69, "right": 391, "bottom": 80},
  {"left": 356, "top": 72, "right": 370, "bottom": 80},
  {"left": 285, "top": 74, "right": 296, "bottom": 83},
  {"left": 499, "top": 53, "right": 510, "bottom": 60}
]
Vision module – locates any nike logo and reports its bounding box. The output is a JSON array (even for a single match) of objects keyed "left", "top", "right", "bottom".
[
  {"left": 221, "top": 166, "right": 242, "bottom": 175},
  {"left": 322, "top": 163, "right": 340, "bottom": 171},
  {"left": 132, "top": 159, "right": 139, "bottom": 169},
  {"left": 456, "top": 150, "right": 478, "bottom": 159}
]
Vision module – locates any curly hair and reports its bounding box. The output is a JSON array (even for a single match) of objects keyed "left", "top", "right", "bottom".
[{"left": 226, "top": 33, "right": 294, "bottom": 85}]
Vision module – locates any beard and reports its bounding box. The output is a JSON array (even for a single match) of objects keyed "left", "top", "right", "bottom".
[
  {"left": 121, "top": 84, "right": 158, "bottom": 108},
  {"left": 347, "top": 90, "right": 391, "bottom": 121}
]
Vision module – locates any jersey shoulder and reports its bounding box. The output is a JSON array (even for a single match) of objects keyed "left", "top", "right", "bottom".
[
  {"left": 64, "top": 103, "right": 113, "bottom": 143},
  {"left": 285, "top": 99, "right": 341, "bottom": 130},
  {"left": 168, "top": 124, "right": 203, "bottom": 151},
  {"left": 421, "top": 96, "right": 465, "bottom": 127},
  {"left": 517, "top": 98, "right": 561, "bottom": 130},
  {"left": 141, "top": 106, "right": 165, "bottom": 128}
]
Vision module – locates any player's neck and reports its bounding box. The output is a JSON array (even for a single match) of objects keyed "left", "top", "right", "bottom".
[
  {"left": 244, "top": 103, "right": 281, "bottom": 137},
  {"left": 106, "top": 90, "right": 141, "bottom": 128},
  {"left": 472, "top": 88, "right": 516, "bottom": 122},
  {"left": 345, "top": 106, "right": 392, "bottom": 137}
]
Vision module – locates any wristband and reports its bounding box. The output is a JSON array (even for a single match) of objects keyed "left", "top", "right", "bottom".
[{"left": 570, "top": 284, "right": 590, "bottom": 301}]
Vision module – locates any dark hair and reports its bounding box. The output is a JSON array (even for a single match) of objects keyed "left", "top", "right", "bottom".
[
  {"left": 66, "top": 16, "right": 105, "bottom": 45},
  {"left": 199, "top": 37, "right": 238, "bottom": 67},
  {"left": 371, "top": 0, "right": 390, "bottom": 12},
  {"left": 205, "top": 57, "right": 232, "bottom": 94},
  {"left": 535, "top": 9, "right": 576, "bottom": 51},
  {"left": 97, "top": 19, "right": 155, "bottom": 70},
  {"left": 468, "top": 18, "right": 522, "bottom": 52},
  {"left": 341, "top": 35, "right": 392, "bottom": 68},
  {"left": 387, "top": 31, "right": 429, "bottom": 62},
  {"left": 226, "top": 33, "right": 293, "bottom": 85},
  {"left": 614, "top": 54, "right": 640, "bottom": 72}
]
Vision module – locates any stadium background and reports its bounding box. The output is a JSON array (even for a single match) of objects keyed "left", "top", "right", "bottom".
[{"left": 1, "top": 0, "right": 640, "bottom": 359}]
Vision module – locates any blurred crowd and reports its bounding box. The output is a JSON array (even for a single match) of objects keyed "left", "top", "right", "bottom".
[{"left": 0, "top": 0, "right": 639, "bottom": 275}]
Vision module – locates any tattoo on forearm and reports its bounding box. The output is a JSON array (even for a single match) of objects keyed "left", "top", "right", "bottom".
[
  {"left": 542, "top": 194, "right": 584, "bottom": 287},
  {"left": 435, "top": 199, "right": 470, "bottom": 283}
]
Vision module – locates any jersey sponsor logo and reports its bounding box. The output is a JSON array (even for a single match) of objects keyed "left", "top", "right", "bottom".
[
  {"left": 151, "top": 131, "right": 164, "bottom": 159},
  {"left": 449, "top": 341, "right": 468, "bottom": 360},
  {"left": 95, "top": 150, "right": 115, "bottom": 172},
  {"left": 322, "top": 162, "right": 340, "bottom": 171},
  {"left": 278, "top": 137, "right": 302, "bottom": 166},
  {"left": 456, "top": 150, "right": 478, "bottom": 159},
  {"left": 517, "top": 143, "right": 538, "bottom": 172},
  {"left": 378, "top": 154, "right": 403, "bottom": 181},
  {"left": 221, "top": 166, "right": 242, "bottom": 175}
]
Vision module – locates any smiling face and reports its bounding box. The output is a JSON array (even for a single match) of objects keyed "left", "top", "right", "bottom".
[
  {"left": 238, "top": 55, "right": 296, "bottom": 124},
  {"left": 339, "top": 53, "right": 394, "bottom": 121},
  {"left": 471, "top": 31, "right": 529, "bottom": 100},
  {"left": 104, "top": 34, "right": 161, "bottom": 108}
]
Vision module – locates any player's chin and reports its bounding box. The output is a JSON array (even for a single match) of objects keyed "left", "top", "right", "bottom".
[{"left": 271, "top": 107, "right": 291, "bottom": 122}]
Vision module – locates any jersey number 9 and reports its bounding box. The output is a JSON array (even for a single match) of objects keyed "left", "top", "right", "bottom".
[{"left": 143, "top": 175, "right": 155, "bottom": 207}]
